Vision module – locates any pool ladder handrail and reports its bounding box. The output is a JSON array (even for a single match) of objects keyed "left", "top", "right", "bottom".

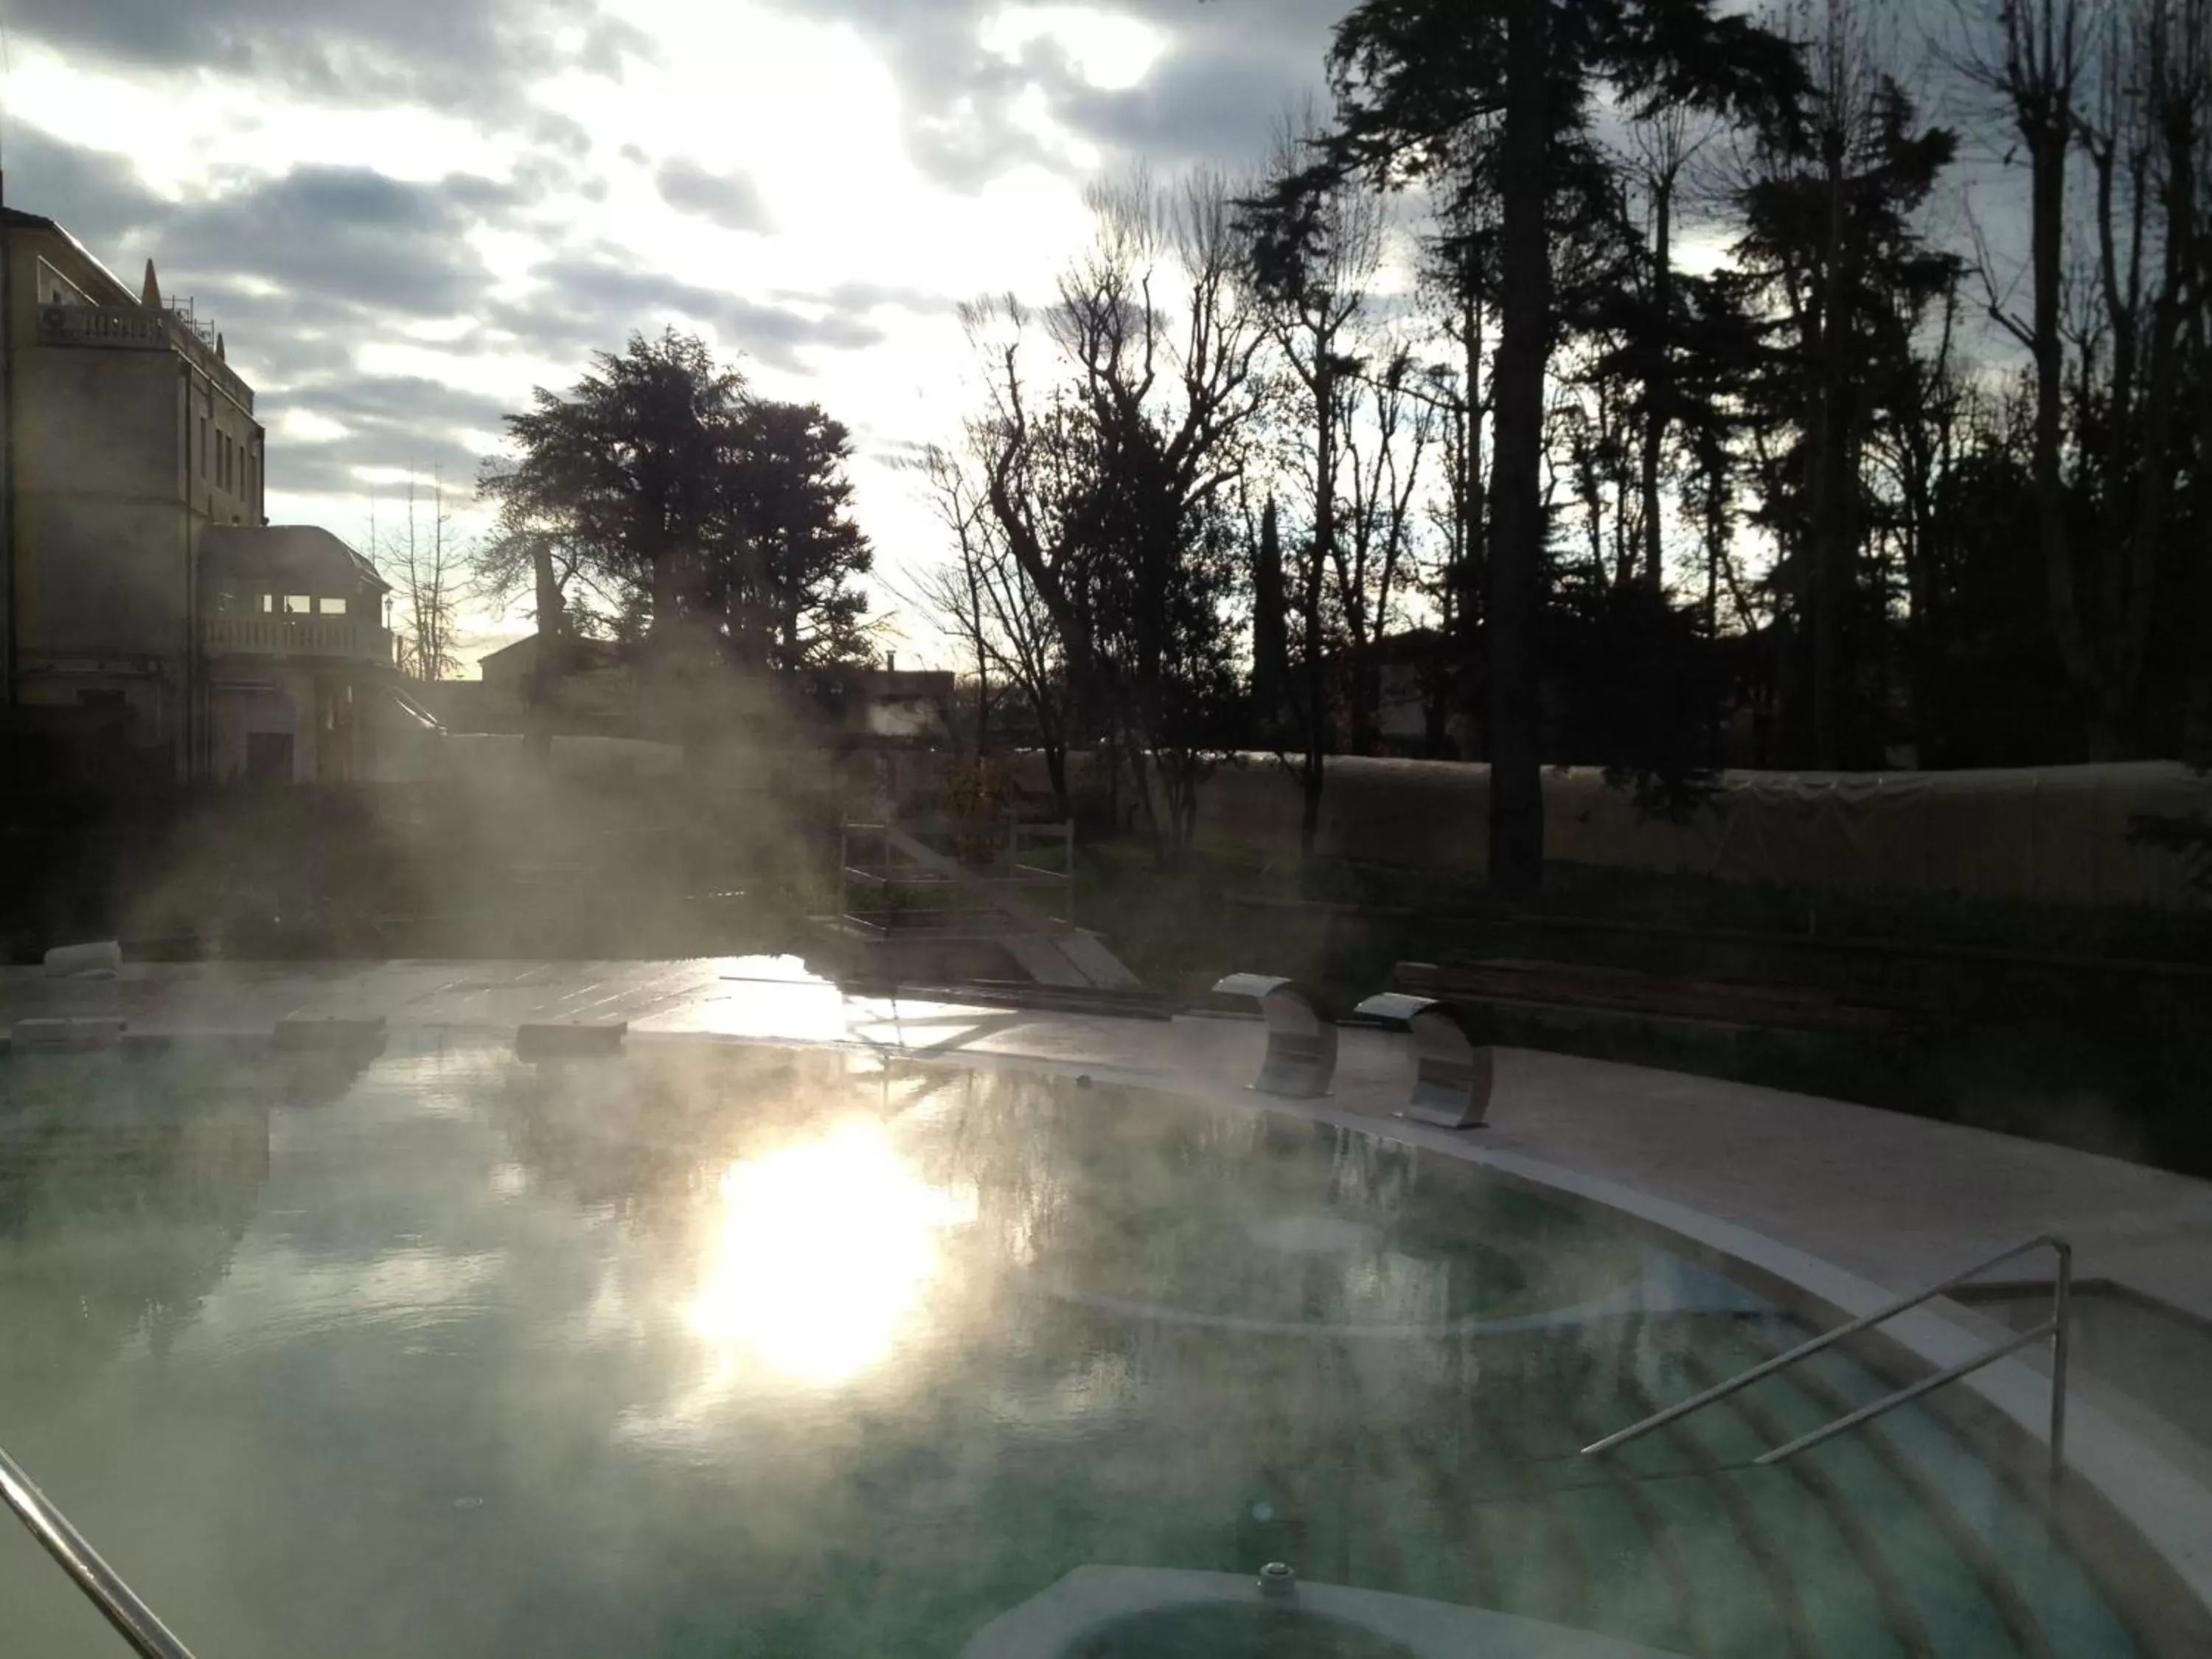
[
  {"left": 1581, "top": 1232, "right": 2072, "bottom": 1479},
  {"left": 1, "top": 1438, "right": 201, "bottom": 1659}
]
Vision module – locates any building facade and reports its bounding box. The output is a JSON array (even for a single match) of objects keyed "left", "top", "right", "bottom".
[{"left": 0, "top": 201, "right": 394, "bottom": 782}]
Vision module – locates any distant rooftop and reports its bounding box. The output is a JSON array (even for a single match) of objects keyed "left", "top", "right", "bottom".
[{"left": 479, "top": 634, "right": 624, "bottom": 670}]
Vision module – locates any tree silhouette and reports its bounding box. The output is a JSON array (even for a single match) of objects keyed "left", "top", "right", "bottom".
[
  {"left": 1303, "top": 0, "right": 1805, "bottom": 898},
  {"left": 1733, "top": 52, "right": 1961, "bottom": 766},
  {"left": 962, "top": 173, "right": 1264, "bottom": 860},
  {"left": 479, "top": 330, "right": 874, "bottom": 694}
]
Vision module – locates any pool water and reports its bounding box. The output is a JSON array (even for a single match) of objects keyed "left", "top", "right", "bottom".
[
  {"left": 1071, "top": 1604, "right": 1420, "bottom": 1658},
  {"left": 0, "top": 1037, "right": 2160, "bottom": 1658}
]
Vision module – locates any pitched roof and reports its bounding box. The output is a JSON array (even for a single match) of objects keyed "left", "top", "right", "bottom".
[
  {"left": 478, "top": 634, "right": 623, "bottom": 669},
  {"left": 2, "top": 206, "right": 140, "bottom": 306}
]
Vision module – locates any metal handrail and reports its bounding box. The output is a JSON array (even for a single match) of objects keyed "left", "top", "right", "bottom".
[
  {"left": 1582, "top": 1233, "right": 2072, "bottom": 1479},
  {"left": 1, "top": 1439, "right": 200, "bottom": 1659}
]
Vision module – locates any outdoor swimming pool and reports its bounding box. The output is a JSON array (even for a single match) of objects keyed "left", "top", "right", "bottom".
[{"left": 0, "top": 1034, "right": 2169, "bottom": 1658}]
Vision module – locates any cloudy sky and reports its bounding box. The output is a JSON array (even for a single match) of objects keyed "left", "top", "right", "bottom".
[{"left": 4, "top": 0, "right": 1345, "bottom": 668}]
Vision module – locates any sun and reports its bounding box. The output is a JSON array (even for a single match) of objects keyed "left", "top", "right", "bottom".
[{"left": 684, "top": 1119, "right": 977, "bottom": 1385}]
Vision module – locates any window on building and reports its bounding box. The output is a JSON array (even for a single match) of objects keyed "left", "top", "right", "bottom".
[
  {"left": 318, "top": 597, "right": 348, "bottom": 616},
  {"left": 258, "top": 594, "right": 275, "bottom": 614},
  {"left": 221, "top": 434, "right": 231, "bottom": 490},
  {"left": 75, "top": 689, "right": 128, "bottom": 712},
  {"left": 284, "top": 594, "right": 312, "bottom": 614},
  {"left": 200, "top": 417, "right": 208, "bottom": 479}
]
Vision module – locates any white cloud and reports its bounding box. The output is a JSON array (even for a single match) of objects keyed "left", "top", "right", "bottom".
[
  {"left": 274, "top": 407, "right": 354, "bottom": 445},
  {"left": 10, "top": 0, "right": 1332, "bottom": 672},
  {"left": 4, "top": 38, "right": 512, "bottom": 201},
  {"left": 979, "top": 4, "right": 1169, "bottom": 91}
]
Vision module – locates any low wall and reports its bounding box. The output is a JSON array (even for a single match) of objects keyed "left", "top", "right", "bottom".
[
  {"left": 1193, "top": 757, "right": 2212, "bottom": 912},
  {"left": 372, "top": 729, "right": 688, "bottom": 783}
]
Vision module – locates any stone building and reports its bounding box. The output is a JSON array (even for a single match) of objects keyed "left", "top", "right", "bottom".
[{"left": 0, "top": 200, "right": 394, "bottom": 782}]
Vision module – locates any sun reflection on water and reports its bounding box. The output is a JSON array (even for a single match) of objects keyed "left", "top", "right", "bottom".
[{"left": 684, "top": 1119, "right": 977, "bottom": 1385}]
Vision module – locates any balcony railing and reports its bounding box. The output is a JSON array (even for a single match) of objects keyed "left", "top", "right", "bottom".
[
  {"left": 36, "top": 305, "right": 254, "bottom": 412},
  {"left": 202, "top": 614, "right": 392, "bottom": 664}
]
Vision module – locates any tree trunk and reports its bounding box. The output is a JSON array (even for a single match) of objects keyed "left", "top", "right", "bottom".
[
  {"left": 1252, "top": 497, "right": 1290, "bottom": 722},
  {"left": 1043, "top": 739, "right": 1071, "bottom": 824},
  {"left": 1809, "top": 122, "right": 1848, "bottom": 771},
  {"left": 1456, "top": 293, "right": 1486, "bottom": 744},
  {"left": 1642, "top": 175, "right": 1672, "bottom": 592},
  {"left": 1702, "top": 451, "right": 1725, "bottom": 638},
  {"left": 2188, "top": 382, "right": 2212, "bottom": 767},
  {"left": 2115, "top": 94, "right": 2199, "bottom": 754},
  {"left": 1486, "top": 0, "right": 1550, "bottom": 903},
  {"left": 2188, "top": 232, "right": 2212, "bottom": 768},
  {"left": 1300, "top": 571, "right": 1327, "bottom": 861},
  {"left": 1304, "top": 359, "right": 1338, "bottom": 858},
  {"left": 2027, "top": 125, "right": 2093, "bottom": 702},
  {"left": 527, "top": 540, "right": 564, "bottom": 762}
]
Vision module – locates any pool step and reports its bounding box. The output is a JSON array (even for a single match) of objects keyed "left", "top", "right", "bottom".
[
  {"left": 1729, "top": 1324, "right": 2158, "bottom": 1659},
  {"left": 1694, "top": 1329, "right": 1997, "bottom": 1659},
  {"left": 1408, "top": 1314, "right": 2160, "bottom": 1659}
]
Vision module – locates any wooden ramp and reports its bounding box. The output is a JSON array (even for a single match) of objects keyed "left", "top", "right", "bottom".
[{"left": 828, "top": 819, "right": 1138, "bottom": 991}]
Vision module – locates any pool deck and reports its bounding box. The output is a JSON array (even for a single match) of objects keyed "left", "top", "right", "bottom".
[{"left": 7, "top": 955, "right": 2212, "bottom": 1621}]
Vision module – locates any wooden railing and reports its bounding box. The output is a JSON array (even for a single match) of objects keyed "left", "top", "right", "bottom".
[{"left": 201, "top": 614, "right": 392, "bottom": 663}]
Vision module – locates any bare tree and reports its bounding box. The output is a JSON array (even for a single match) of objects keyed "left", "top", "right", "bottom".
[
  {"left": 1419, "top": 127, "right": 1493, "bottom": 658},
  {"left": 914, "top": 441, "right": 1074, "bottom": 808},
  {"left": 1336, "top": 347, "right": 1439, "bottom": 751},
  {"left": 1630, "top": 107, "right": 1714, "bottom": 592},
  {"left": 2188, "top": 10, "right": 2212, "bottom": 762},
  {"left": 964, "top": 168, "right": 1267, "bottom": 859},
  {"left": 1243, "top": 110, "right": 1387, "bottom": 848},
  {"left": 1961, "top": 0, "right": 2209, "bottom": 754},
  {"left": 2079, "top": 0, "right": 2210, "bottom": 749},
  {"left": 385, "top": 471, "right": 462, "bottom": 682},
  {"left": 1801, "top": 0, "right": 1892, "bottom": 768},
  {"left": 1954, "top": 0, "right": 2095, "bottom": 712}
]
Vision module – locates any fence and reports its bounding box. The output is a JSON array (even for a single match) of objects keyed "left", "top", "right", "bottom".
[{"left": 1192, "top": 757, "right": 2212, "bottom": 911}]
